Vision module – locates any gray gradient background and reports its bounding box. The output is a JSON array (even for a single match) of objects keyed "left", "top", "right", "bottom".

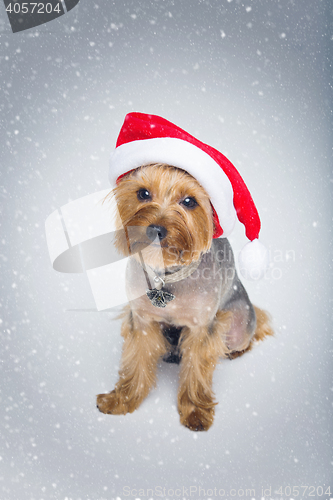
[{"left": 0, "top": 1, "right": 332, "bottom": 499}]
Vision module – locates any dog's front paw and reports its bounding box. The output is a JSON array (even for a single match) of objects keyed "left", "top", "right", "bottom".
[
  {"left": 180, "top": 406, "right": 215, "bottom": 432},
  {"left": 96, "top": 390, "right": 134, "bottom": 415}
]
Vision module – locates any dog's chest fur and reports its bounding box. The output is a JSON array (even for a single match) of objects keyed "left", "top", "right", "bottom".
[{"left": 125, "top": 238, "right": 237, "bottom": 329}]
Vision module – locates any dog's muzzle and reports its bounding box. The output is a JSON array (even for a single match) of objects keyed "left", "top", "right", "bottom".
[{"left": 146, "top": 224, "right": 168, "bottom": 241}]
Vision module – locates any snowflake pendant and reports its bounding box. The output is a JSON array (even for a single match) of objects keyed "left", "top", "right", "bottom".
[{"left": 146, "top": 288, "right": 175, "bottom": 308}]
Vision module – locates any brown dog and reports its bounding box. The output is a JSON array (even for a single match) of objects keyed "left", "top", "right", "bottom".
[{"left": 97, "top": 163, "right": 273, "bottom": 431}]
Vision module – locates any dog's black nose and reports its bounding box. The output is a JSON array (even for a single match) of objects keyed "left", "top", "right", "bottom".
[{"left": 146, "top": 224, "right": 168, "bottom": 241}]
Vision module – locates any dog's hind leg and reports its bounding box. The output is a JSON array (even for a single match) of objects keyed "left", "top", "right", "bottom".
[
  {"left": 224, "top": 299, "right": 256, "bottom": 355},
  {"left": 97, "top": 309, "right": 167, "bottom": 415},
  {"left": 216, "top": 274, "right": 254, "bottom": 357},
  {"left": 227, "top": 306, "right": 273, "bottom": 359},
  {"left": 223, "top": 280, "right": 273, "bottom": 359}
]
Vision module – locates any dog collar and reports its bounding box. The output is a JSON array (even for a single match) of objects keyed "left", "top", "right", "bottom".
[{"left": 138, "top": 253, "right": 202, "bottom": 308}]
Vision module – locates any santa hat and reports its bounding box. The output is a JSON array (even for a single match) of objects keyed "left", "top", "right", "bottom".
[{"left": 109, "top": 112, "right": 268, "bottom": 280}]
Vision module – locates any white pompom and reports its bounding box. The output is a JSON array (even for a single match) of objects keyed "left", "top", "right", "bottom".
[{"left": 238, "top": 239, "right": 269, "bottom": 280}]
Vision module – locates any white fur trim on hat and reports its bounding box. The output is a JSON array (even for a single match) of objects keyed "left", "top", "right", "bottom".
[
  {"left": 238, "top": 239, "right": 269, "bottom": 281},
  {"left": 109, "top": 137, "right": 237, "bottom": 238}
]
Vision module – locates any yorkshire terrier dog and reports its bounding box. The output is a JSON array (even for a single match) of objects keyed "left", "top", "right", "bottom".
[{"left": 97, "top": 153, "right": 273, "bottom": 430}]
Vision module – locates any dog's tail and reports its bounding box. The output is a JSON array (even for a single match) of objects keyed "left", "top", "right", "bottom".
[{"left": 253, "top": 306, "right": 274, "bottom": 343}]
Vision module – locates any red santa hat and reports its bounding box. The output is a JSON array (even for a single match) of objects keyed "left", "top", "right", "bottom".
[{"left": 109, "top": 112, "right": 268, "bottom": 280}]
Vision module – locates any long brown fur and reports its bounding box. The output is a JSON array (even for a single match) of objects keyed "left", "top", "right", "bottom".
[
  {"left": 97, "top": 307, "right": 168, "bottom": 415},
  {"left": 97, "top": 164, "right": 273, "bottom": 430}
]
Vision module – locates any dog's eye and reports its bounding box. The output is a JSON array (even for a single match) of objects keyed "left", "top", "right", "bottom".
[
  {"left": 137, "top": 188, "right": 151, "bottom": 201},
  {"left": 181, "top": 197, "right": 197, "bottom": 209}
]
